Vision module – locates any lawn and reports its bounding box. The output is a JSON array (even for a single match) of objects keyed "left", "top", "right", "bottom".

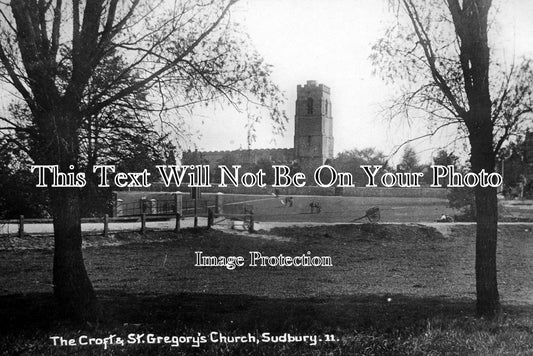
[
  {"left": 1, "top": 224, "right": 532, "bottom": 355},
  {"left": 117, "top": 191, "right": 455, "bottom": 222}
]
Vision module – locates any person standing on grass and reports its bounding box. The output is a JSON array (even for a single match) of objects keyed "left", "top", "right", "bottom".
[{"left": 310, "top": 201, "right": 321, "bottom": 214}]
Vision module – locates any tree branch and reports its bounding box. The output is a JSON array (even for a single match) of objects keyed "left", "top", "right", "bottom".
[
  {"left": 403, "top": 0, "right": 467, "bottom": 118},
  {"left": 0, "top": 41, "right": 35, "bottom": 111},
  {"left": 87, "top": 0, "right": 239, "bottom": 116},
  {"left": 50, "top": 0, "right": 62, "bottom": 58},
  {"left": 387, "top": 119, "right": 462, "bottom": 159}
]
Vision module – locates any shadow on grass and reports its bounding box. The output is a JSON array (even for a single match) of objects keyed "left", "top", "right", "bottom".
[{"left": 2, "top": 291, "right": 532, "bottom": 335}]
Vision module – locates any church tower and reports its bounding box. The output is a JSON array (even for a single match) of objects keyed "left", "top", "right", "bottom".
[{"left": 294, "top": 80, "right": 334, "bottom": 173}]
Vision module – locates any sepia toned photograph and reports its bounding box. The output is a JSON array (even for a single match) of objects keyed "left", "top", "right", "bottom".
[{"left": 0, "top": 0, "right": 532, "bottom": 354}]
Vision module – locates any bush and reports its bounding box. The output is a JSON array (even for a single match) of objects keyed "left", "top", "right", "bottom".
[{"left": 448, "top": 187, "right": 476, "bottom": 221}]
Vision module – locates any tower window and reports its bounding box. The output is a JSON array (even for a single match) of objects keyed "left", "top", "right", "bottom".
[
  {"left": 307, "top": 97, "right": 313, "bottom": 114},
  {"left": 325, "top": 100, "right": 328, "bottom": 115}
]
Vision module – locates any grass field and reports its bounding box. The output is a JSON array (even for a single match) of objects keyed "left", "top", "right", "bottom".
[
  {"left": 118, "top": 191, "right": 456, "bottom": 222},
  {"left": 1, "top": 224, "right": 533, "bottom": 355},
  {"left": 117, "top": 191, "right": 532, "bottom": 223},
  {"left": 222, "top": 194, "right": 455, "bottom": 223}
]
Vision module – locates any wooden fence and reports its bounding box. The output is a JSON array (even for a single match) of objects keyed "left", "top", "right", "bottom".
[{"left": 0, "top": 210, "right": 255, "bottom": 237}]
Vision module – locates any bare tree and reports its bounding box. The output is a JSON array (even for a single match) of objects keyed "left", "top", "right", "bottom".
[
  {"left": 0, "top": 0, "right": 286, "bottom": 321},
  {"left": 372, "top": 0, "right": 533, "bottom": 318}
]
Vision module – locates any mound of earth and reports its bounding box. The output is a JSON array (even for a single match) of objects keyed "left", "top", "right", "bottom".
[
  {"left": 266, "top": 223, "right": 446, "bottom": 243},
  {"left": 0, "top": 224, "right": 448, "bottom": 251},
  {"left": 0, "top": 228, "right": 217, "bottom": 251}
]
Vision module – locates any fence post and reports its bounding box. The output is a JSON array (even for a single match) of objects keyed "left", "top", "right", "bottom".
[
  {"left": 19, "top": 215, "right": 24, "bottom": 238},
  {"left": 140, "top": 197, "right": 147, "bottom": 214},
  {"left": 207, "top": 208, "right": 214, "bottom": 228},
  {"left": 103, "top": 214, "right": 109, "bottom": 237},
  {"left": 174, "top": 192, "right": 182, "bottom": 214},
  {"left": 141, "top": 213, "right": 146, "bottom": 234},
  {"left": 150, "top": 199, "right": 157, "bottom": 214},
  {"left": 115, "top": 199, "right": 124, "bottom": 217},
  {"left": 174, "top": 213, "right": 181, "bottom": 233},
  {"left": 193, "top": 195, "right": 198, "bottom": 228},
  {"left": 215, "top": 192, "right": 224, "bottom": 214},
  {"left": 248, "top": 213, "right": 254, "bottom": 233}
]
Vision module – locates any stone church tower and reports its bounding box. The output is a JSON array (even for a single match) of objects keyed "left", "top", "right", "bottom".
[{"left": 294, "top": 80, "right": 334, "bottom": 173}]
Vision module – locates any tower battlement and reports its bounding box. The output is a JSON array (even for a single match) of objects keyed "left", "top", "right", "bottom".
[{"left": 297, "top": 80, "right": 330, "bottom": 94}]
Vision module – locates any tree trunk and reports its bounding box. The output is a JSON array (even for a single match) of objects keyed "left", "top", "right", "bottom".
[
  {"left": 32, "top": 105, "right": 101, "bottom": 322},
  {"left": 50, "top": 185, "right": 101, "bottom": 321},
  {"left": 474, "top": 185, "right": 500, "bottom": 318},
  {"left": 470, "top": 126, "right": 501, "bottom": 318}
]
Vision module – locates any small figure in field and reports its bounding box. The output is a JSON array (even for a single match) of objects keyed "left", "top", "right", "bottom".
[
  {"left": 272, "top": 189, "right": 292, "bottom": 207},
  {"left": 437, "top": 214, "right": 454, "bottom": 223},
  {"left": 284, "top": 196, "right": 293, "bottom": 207},
  {"left": 309, "top": 201, "right": 321, "bottom": 214},
  {"left": 351, "top": 206, "right": 381, "bottom": 223}
]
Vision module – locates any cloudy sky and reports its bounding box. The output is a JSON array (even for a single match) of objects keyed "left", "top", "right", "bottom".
[{"left": 184, "top": 0, "right": 533, "bottom": 164}]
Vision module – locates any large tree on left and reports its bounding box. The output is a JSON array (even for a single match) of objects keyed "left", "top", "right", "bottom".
[{"left": 0, "top": 0, "right": 285, "bottom": 321}]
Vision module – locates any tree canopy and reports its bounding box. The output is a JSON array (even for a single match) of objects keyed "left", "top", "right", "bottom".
[
  {"left": 0, "top": 0, "right": 287, "bottom": 160},
  {"left": 331, "top": 148, "right": 388, "bottom": 187},
  {"left": 371, "top": 0, "right": 533, "bottom": 151},
  {"left": 0, "top": 0, "right": 287, "bottom": 321},
  {"left": 370, "top": 0, "right": 533, "bottom": 318},
  {"left": 397, "top": 145, "right": 420, "bottom": 172}
]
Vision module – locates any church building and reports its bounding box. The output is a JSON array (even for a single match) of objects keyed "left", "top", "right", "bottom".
[{"left": 182, "top": 80, "right": 334, "bottom": 177}]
